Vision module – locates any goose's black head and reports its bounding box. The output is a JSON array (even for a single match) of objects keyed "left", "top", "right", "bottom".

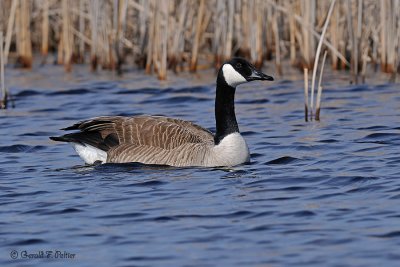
[{"left": 219, "top": 58, "right": 274, "bottom": 88}]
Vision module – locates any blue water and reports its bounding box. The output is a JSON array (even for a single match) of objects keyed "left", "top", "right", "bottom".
[{"left": 1, "top": 65, "right": 400, "bottom": 267}]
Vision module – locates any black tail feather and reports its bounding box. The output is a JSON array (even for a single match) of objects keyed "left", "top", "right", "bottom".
[
  {"left": 49, "top": 131, "right": 118, "bottom": 151},
  {"left": 51, "top": 117, "right": 121, "bottom": 152},
  {"left": 49, "top": 136, "right": 71, "bottom": 142}
]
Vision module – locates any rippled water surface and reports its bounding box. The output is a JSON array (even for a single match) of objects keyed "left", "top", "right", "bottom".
[{"left": 1, "top": 66, "right": 400, "bottom": 267}]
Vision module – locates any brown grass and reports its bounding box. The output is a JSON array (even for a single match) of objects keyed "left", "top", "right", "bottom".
[{"left": 0, "top": 0, "right": 398, "bottom": 81}]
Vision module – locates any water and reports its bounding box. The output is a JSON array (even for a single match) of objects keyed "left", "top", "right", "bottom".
[{"left": 1, "top": 65, "right": 400, "bottom": 267}]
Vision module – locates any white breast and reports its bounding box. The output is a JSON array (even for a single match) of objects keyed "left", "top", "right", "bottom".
[{"left": 208, "top": 133, "right": 250, "bottom": 167}]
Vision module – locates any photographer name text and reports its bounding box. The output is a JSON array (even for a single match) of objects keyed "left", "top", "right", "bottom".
[{"left": 10, "top": 250, "right": 75, "bottom": 260}]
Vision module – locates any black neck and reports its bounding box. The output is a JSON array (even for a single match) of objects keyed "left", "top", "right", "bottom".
[{"left": 214, "top": 71, "right": 239, "bottom": 144}]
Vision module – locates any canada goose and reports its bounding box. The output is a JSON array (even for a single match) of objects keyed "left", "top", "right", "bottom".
[{"left": 50, "top": 58, "right": 274, "bottom": 167}]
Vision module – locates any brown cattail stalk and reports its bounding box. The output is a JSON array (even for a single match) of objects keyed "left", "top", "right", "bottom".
[
  {"left": 78, "top": 0, "right": 85, "bottom": 63},
  {"left": 330, "top": 1, "right": 338, "bottom": 69},
  {"left": 272, "top": 12, "right": 282, "bottom": 75},
  {"left": 190, "top": 0, "right": 205, "bottom": 72},
  {"left": 4, "top": 0, "right": 18, "bottom": 64},
  {"left": 346, "top": 0, "right": 356, "bottom": 83},
  {"left": 90, "top": 0, "right": 99, "bottom": 71},
  {"left": 0, "top": 31, "right": 8, "bottom": 109},
  {"left": 137, "top": 0, "right": 148, "bottom": 64},
  {"left": 309, "top": 0, "right": 316, "bottom": 64},
  {"left": 240, "top": 0, "right": 250, "bottom": 59},
  {"left": 380, "top": 0, "right": 387, "bottom": 72},
  {"left": 57, "top": 33, "right": 63, "bottom": 64},
  {"left": 265, "top": 3, "right": 274, "bottom": 60},
  {"left": 213, "top": 0, "right": 224, "bottom": 67},
  {"left": 385, "top": 0, "right": 396, "bottom": 73},
  {"left": 354, "top": 0, "right": 363, "bottom": 82},
  {"left": 254, "top": 0, "right": 264, "bottom": 67},
  {"left": 17, "top": 0, "right": 32, "bottom": 68},
  {"left": 315, "top": 50, "right": 328, "bottom": 121},
  {"left": 145, "top": 0, "right": 155, "bottom": 74},
  {"left": 289, "top": 1, "right": 296, "bottom": 65},
  {"left": 303, "top": 68, "right": 309, "bottom": 122},
  {"left": 41, "top": 0, "right": 49, "bottom": 60},
  {"left": 224, "top": 1, "right": 234, "bottom": 61},
  {"left": 62, "top": 0, "right": 72, "bottom": 71},
  {"left": 152, "top": 2, "right": 160, "bottom": 74},
  {"left": 115, "top": 0, "right": 127, "bottom": 73},
  {"left": 397, "top": 1, "right": 400, "bottom": 74},
  {"left": 158, "top": 0, "right": 168, "bottom": 80},
  {"left": 301, "top": 0, "right": 311, "bottom": 68},
  {"left": 169, "top": 0, "right": 187, "bottom": 72}
]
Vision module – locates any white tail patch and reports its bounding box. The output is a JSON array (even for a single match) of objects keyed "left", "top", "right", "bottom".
[
  {"left": 72, "top": 143, "right": 107, "bottom": 164},
  {"left": 222, "top": 64, "right": 247, "bottom": 87}
]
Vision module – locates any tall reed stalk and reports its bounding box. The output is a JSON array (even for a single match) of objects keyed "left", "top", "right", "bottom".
[
  {"left": 4, "top": 0, "right": 18, "bottom": 64},
  {"left": 90, "top": 0, "right": 99, "bottom": 71},
  {"left": 315, "top": 50, "right": 328, "bottom": 121},
  {"left": 190, "top": 0, "right": 205, "bottom": 72},
  {"left": 62, "top": 0, "right": 72, "bottom": 71},
  {"left": 0, "top": 32, "right": 8, "bottom": 109},
  {"left": 41, "top": 0, "right": 49, "bottom": 61},
  {"left": 310, "top": 0, "right": 335, "bottom": 118},
  {"left": 303, "top": 68, "right": 309, "bottom": 122},
  {"left": 16, "top": 0, "right": 32, "bottom": 68}
]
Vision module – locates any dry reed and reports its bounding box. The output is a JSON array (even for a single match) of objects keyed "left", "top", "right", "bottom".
[
  {"left": 1, "top": 32, "right": 8, "bottom": 109},
  {"left": 315, "top": 50, "right": 328, "bottom": 121},
  {"left": 310, "top": 0, "right": 336, "bottom": 118},
  {"left": 16, "top": 0, "right": 33, "bottom": 68},
  {"left": 303, "top": 68, "right": 309, "bottom": 122},
  {"left": 41, "top": 0, "right": 49, "bottom": 61},
  {"left": 0, "top": 0, "right": 398, "bottom": 81}
]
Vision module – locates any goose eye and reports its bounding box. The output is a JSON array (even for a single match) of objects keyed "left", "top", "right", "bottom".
[{"left": 236, "top": 63, "right": 242, "bottom": 69}]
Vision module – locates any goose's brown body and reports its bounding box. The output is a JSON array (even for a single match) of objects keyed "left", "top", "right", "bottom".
[{"left": 54, "top": 115, "right": 221, "bottom": 166}]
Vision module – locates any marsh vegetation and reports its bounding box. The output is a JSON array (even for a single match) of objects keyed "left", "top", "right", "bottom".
[{"left": 0, "top": 0, "right": 399, "bottom": 79}]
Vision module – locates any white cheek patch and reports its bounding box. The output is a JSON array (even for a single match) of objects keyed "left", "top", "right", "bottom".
[{"left": 222, "top": 64, "right": 247, "bottom": 87}]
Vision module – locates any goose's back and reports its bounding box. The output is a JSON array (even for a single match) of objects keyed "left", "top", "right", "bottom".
[
  {"left": 61, "top": 115, "right": 215, "bottom": 165},
  {"left": 119, "top": 116, "right": 214, "bottom": 149}
]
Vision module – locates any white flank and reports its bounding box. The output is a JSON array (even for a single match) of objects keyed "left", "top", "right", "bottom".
[
  {"left": 222, "top": 64, "right": 247, "bottom": 87},
  {"left": 72, "top": 143, "right": 107, "bottom": 164},
  {"left": 210, "top": 132, "right": 250, "bottom": 166}
]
